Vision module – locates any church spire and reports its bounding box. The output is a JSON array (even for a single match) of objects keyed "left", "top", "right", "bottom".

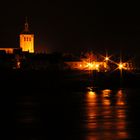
[
  {"left": 20, "top": 17, "right": 34, "bottom": 53},
  {"left": 24, "top": 17, "right": 29, "bottom": 32}
]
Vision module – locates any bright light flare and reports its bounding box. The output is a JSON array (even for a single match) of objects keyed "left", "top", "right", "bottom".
[
  {"left": 105, "top": 57, "right": 109, "bottom": 61},
  {"left": 87, "top": 87, "right": 96, "bottom": 95},
  {"left": 88, "top": 91, "right": 96, "bottom": 95},
  {"left": 119, "top": 63, "right": 123, "bottom": 70},
  {"left": 99, "top": 52, "right": 114, "bottom": 63},
  {"left": 86, "top": 62, "right": 94, "bottom": 70},
  {"left": 95, "top": 64, "right": 99, "bottom": 68},
  {"left": 87, "top": 63, "right": 94, "bottom": 68}
]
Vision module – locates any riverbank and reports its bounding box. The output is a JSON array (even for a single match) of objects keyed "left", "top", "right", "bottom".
[{"left": 0, "top": 69, "right": 139, "bottom": 93}]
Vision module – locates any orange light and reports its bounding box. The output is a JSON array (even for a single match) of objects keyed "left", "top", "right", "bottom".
[
  {"left": 87, "top": 63, "right": 94, "bottom": 68},
  {"left": 20, "top": 34, "right": 34, "bottom": 53},
  {"left": 17, "top": 61, "right": 21, "bottom": 69},
  {"left": 116, "top": 90, "right": 126, "bottom": 106},
  {"left": 119, "top": 63, "right": 123, "bottom": 70},
  {"left": 103, "top": 99, "right": 111, "bottom": 105},
  {"left": 95, "top": 64, "right": 99, "bottom": 68},
  {"left": 88, "top": 91, "right": 96, "bottom": 95},
  {"left": 102, "top": 89, "right": 112, "bottom": 98}
]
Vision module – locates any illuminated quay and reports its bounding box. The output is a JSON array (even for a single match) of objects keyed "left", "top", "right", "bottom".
[{"left": 0, "top": 20, "right": 136, "bottom": 74}]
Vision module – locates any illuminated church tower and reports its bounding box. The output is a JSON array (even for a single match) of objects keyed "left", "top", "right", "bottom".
[{"left": 20, "top": 19, "right": 34, "bottom": 53}]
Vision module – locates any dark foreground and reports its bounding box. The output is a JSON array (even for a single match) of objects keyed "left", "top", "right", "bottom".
[
  {"left": 1, "top": 69, "right": 140, "bottom": 90},
  {"left": 1, "top": 69, "right": 140, "bottom": 140}
]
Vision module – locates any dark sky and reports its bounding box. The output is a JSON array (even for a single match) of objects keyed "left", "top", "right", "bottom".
[{"left": 0, "top": 0, "right": 140, "bottom": 57}]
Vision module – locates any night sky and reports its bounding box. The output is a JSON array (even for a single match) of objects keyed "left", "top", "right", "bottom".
[{"left": 0, "top": 0, "right": 140, "bottom": 57}]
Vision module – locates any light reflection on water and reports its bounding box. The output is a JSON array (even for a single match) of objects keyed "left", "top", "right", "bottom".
[
  {"left": 16, "top": 88, "right": 134, "bottom": 140},
  {"left": 84, "top": 88, "right": 129, "bottom": 140}
]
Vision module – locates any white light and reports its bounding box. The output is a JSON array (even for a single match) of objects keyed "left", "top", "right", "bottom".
[{"left": 105, "top": 57, "right": 109, "bottom": 61}]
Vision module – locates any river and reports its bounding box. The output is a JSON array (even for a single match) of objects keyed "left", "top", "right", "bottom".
[{"left": 11, "top": 87, "right": 140, "bottom": 140}]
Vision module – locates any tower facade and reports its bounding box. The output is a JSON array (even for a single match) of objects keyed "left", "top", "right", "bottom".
[{"left": 20, "top": 19, "right": 34, "bottom": 53}]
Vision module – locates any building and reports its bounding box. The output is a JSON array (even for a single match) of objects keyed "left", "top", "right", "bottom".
[
  {"left": 65, "top": 61, "right": 108, "bottom": 72},
  {"left": 20, "top": 19, "right": 34, "bottom": 53},
  {"left": 0, "top": 48, "right": 17, "bottom": 54},
  {"left": 0, "top": 19, "right": 34, "bottom": 54},
  {"left": 64, "top": 52, "right": 109, "bottom": 72}
]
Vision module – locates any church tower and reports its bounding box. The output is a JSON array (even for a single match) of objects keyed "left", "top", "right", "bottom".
[{"left": 20, "top": 18, "right": 34, "bottom": 53}]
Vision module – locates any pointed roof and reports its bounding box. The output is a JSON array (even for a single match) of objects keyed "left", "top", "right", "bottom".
[{"left": 21, "top": 17, "right": 31, "bottom": 34}]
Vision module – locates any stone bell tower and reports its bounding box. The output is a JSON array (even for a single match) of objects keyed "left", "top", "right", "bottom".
[{"left": 20, "top": 18, "right": 34, "bottom": 53}]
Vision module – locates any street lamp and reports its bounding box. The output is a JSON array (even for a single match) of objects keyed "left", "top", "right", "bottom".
[
  {"left": 118, "top": 63, "right": 123, "bottom": 70},
  {"left": 105, "top": 57, "right": 109, "bottom": 61}
]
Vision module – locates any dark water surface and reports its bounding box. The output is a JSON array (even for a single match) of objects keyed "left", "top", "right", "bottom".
[{"left": 7, "top": 87, "right": 139, "bottom": 140}]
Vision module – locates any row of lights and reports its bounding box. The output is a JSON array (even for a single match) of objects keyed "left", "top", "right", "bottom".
[
  {"left": 85, "top": 55, "right": 127, "bottom": 71},
  {"left": 105, "top": 56, "right": 127, "bottom": 70}
]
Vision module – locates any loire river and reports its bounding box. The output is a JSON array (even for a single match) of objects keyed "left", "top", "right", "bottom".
[{"left": 15, "top": 88, "right": 140, "bottom": 140}]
